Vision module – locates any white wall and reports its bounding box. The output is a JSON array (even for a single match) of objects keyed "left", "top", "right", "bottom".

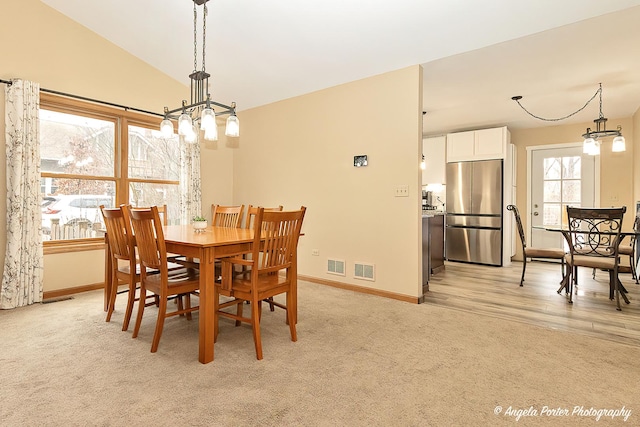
[{"left": 231, "top": 66, "right": 424, "bottom": 299}]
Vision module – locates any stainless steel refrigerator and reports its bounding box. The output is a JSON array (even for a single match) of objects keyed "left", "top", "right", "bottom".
[{"left": 446, "top": 159, "right": 503, "bottom": 266}]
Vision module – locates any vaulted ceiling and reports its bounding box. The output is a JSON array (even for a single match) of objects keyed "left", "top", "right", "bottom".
[{"left": 41, "top": 0, "right": 640, "bottom": 135}]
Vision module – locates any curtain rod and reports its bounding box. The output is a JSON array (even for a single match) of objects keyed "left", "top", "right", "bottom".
[{"left": 0, "top": 78, "right": 163, "bottom": 118}]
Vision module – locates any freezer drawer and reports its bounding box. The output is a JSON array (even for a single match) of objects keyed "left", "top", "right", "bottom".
[
  {"left": 446, "top": 227, "right": 503, "bottom": 266},
  {"left": 447, "top": 214, "right": 501, "bottom": 228}
]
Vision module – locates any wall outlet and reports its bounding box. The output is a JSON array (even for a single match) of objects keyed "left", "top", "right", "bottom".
[
  {"left": 312, "top": 249, "right": 320, "bottom": 256},
  {"left": 395, "top": 185, "right": 409, "bottom": 197}
]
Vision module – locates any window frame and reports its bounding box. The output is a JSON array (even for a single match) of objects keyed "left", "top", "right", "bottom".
[{"left": 40, "top": 93, "right": 178, "bottom": 253}]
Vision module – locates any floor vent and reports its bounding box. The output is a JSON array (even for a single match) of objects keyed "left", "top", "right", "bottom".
[
  {"left": 354, "top": 262, "right": 375, "bottom": 281},
  {"left": 327, "top": 259, "right": 345, "bottom": 276}
]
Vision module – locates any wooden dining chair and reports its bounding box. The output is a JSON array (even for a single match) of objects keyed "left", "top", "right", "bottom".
[
  {"left": 156, "top": 204, "right": 169, "bottom": 226},
  {"left": 215, "top": 206, "right": 306, "bottom": 360},
  {"left": 242, "top": 205, "right": 284, "bottom": 311},
  {"left": 507, "top": 204, "right": 565, "bottom": 286},
  {"left": 211, "top": 204, "right": 245, "bottom": 228},
  {"left": 129, "top": 206, "right": 201, "bottom": 352},
  {"left": 100, "top": 205, "right": 140, "bottom": 331},
  {"left": 244, "top": 204, "right": 283, "bottom": 229},
  {"left": 564, "top": 206, "right": 627, "bottom": 310}
]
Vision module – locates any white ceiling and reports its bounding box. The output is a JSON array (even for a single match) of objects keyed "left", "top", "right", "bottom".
[{"left": 40, "top": 0, "right": 640, "bottom": 135}]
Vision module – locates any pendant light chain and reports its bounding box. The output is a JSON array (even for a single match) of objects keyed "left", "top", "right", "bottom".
[
  {"left": 193, "top": 1, "right": 198, "bottom": 73},
  {"left": 202, "top": 3, "right": 207, "bottom": 74},
  {"left": 598, "top": 83, "right": 604, "bottom": 119},
  {"left": 512, "top": 85, "right": 601, "bottom": 122}
]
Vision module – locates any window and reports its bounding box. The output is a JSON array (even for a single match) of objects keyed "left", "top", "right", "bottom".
[
  {"left": 40, "top": 94, "right": 181, "bottom": 247},
  {"left": 542, "top": 155, "right": 581, "bottom": 227}
]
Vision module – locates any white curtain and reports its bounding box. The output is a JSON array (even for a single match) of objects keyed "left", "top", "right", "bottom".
[
  {"left": 179, "top": 137, "right": 202, "bottom": 223},
  {"left": 1, "top": 79, "right": 44, "bottom": 309}
]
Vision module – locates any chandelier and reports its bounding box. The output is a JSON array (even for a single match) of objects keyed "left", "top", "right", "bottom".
[
  {"left": 160, "top": 0, "right": 239, "bottom": 143},
  {"left": 512, "top": 83, "right": 624, "bottom": 156}
]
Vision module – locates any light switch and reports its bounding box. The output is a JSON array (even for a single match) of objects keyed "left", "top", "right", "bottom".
[{"left": 395, "top": 185, "right": 409, "bottom": 197}]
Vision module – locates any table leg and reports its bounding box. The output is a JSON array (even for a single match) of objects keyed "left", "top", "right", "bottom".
[{"left": 198, "top": 248, "right": 215, "bottom": 364}]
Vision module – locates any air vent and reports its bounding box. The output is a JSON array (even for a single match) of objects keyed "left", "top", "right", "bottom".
[
  {"left": 354, "top": 262, "right": 375, "bottom": 281},
  {"left": 327, "top": 259, "right": 345, "bottom": 276}
]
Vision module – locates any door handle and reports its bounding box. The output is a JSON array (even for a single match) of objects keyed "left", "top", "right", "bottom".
[{"left": 533, "top": 212, "right": 539, "bottom": 216}]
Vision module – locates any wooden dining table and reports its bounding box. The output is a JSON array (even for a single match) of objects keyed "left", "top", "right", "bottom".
[{"left": 104, "top": 224, "right": 301, "bottom": 364}]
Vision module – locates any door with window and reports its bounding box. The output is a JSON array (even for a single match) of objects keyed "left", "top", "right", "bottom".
[{"left": 530, "top": 146, "right": 596, "bottom": 249}]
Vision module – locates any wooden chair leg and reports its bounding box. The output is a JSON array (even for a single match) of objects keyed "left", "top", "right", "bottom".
[
  {"left": 251, "top": 298, "right": 263, "bottom": 360},
  {"left": 519, "top": 257, "right": 526, "bottom": 286},
  {"left": 122, "top": 280, "right": 137, "bottom": 331},
  {"left": 287, "top": 291, "right": 297, "bottom": 342},
  {"left": 106, "top": 275, "right": 119, "bottom": 322},
  {"left": 185, "top": 294, "right": 192, "bottom": 321},
  {"left": 132, "top": 287, "right": 147, "bottom": 339},
  {"left": 177, "top": 295, "right": 184, "bottom": 315},
  {"left": 235, "top": 301, "right": 243, "bottom": 327},
  {"left": 151, "top": 298, "right": 168, "bottom": 353}
]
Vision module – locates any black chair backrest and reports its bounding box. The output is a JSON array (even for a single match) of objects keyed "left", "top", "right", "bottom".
[
  {"left": 507, "top": 205, "right": 526, "bottom": 250},
  {"left": 566, "top": 206, "right": 626, "bottom": 257}
]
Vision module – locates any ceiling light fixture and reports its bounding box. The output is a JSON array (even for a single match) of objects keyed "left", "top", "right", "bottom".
[
  {"left": 160, "top": 0, "right": 239, "bottom": 143},
  {"left": 512, "top": 83, "right": 624, "bottom": 156}
]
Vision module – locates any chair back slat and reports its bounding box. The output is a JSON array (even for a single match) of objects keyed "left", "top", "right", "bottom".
[
  {"left": 211, "top": 204, "right": 245, "bottom": 228},
  {"left": 129, "top": 206, "right": 166, "bottom": 272},
  {"left": 244, "top": 204, "right": 284, "bottom": 229},
  {"left": 100, "top": 206, "right": 134, "bottom": 262},
  {"left": 252, "top": 208, "right": 306, "bottom": 272}
]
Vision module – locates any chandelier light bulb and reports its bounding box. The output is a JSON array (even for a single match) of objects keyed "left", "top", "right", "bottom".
[
  {"left": 204, "top": 122, "right": 219, "bottom": 141},
  {"left": 160, "top": 119, "right": 174, "bottom": 138},
  {"left": 200, "top": 108, "right": 216, "bottom": 131},
  {"left": 225, "top": 114, "right": 240, "bottom": 137},
  {"left": 589, "top": 140, "right": 601, "bottom": 156},
  {"left": 184, "top": 124, "right": 198, "bottom": 144},
  {"left": 178, "top": 113, "right": 192, "bottom": 136},
  {"left": 583, "top": 138, "right": 596, "bottom": 154},
  {"left": 612, "top": 135, "right": 626, "bottom": 153}
]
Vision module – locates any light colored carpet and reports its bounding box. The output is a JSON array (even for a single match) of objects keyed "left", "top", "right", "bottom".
[{"left": 1, "top": 280, "right": 638, "bottom": 426}]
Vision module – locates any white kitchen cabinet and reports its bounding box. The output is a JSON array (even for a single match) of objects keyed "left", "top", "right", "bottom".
[
  {"left": 446, "top": 126, "right": 509, "bottom": 162},
  {"left": 422, "top": 136, "right": 446, "bottom": 185}
]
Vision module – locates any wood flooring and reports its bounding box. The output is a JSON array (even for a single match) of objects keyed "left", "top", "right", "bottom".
[{"left": 424, "top": 260, "right": 640, "bottom": 347}]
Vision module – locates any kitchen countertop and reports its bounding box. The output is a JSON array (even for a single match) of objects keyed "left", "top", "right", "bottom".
[{"left": 422, "top": 210, "right": 445, "bottom": 217}]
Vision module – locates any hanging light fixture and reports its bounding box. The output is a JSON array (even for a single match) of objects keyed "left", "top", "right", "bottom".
[
  {"left": 580, "top": 84, "right": 624, "bottom": 155},
  {"left": 512, "top": 83, "right": 624, "bottom": 156},
  {"left": 160, "top": 0, "right": 239, "bottom": 142}
]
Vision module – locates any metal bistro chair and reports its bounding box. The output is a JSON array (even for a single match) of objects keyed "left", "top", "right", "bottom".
[
  {"left": 507, "top": 204, "right": 565, "bottom": 287},
  {"left": 564, "top": 206, "right": 627, "bottom": 310}
]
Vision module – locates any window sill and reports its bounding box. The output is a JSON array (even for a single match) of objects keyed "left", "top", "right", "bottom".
[{"left": 43, "top": 240, "right": 105, "bottom": 255}]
